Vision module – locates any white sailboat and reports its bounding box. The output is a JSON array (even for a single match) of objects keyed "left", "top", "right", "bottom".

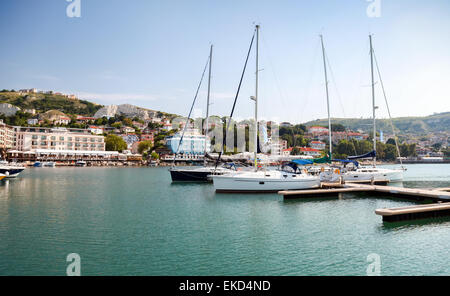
[
  {"left": 169, "top": 45, "right": 233, "bottom": 182},
  {"left": 342, "top": 35, "right": 403, "bottom": 183},
  {"left": 212, "top": 25, "right": 320, "bottom": 193}
]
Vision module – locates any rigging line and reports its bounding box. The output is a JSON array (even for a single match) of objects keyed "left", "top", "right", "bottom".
[
  {"left": 298, "top": 38, "right": 321, "bottom": 125},
  {"left": 323, "top": 46, "right": 358, "bottom": 156},
  {"left": 324, "top": 50, "right": 345, "bottom": 118},
  {"left": 261, "top": 34, "right": 287, "bottom": 112},
  {"left": 172, "top": 53, "right": 210, "bottom": 166},
  {"left": 214, "top": 29, "right": 256, "bottom": 170},
  {"left": 261, "top": 34, "right": 299, "bottom": 147},
  {"left": 349, "top": 39, "right": 371, "bottom": 122},
  {"left": 373, "top": 49, "right": 404, "bottom": 167}
]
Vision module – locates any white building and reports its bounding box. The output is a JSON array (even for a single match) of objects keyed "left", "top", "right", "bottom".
[
  {"left": 14, "top": 127, "right": 105, "bottom": 152},
  {"left": 310, "top": 141, "right": 326, "bottom": 150},
  {"left": 165, "top": 129, "right": 210, "bottom": 155},
  {"left": 0, "top": 120, "right": 14, "bottom": 149}
]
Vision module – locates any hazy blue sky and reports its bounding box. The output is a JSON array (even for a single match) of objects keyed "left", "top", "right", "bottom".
[{"left": 1, "top": 0, "right": 449, "bottom": 123}]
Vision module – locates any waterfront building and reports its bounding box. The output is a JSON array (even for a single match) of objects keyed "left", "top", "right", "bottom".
[
  {"left": 0, "top": 120, "right": 15, "bottom": 149},
  {"left": 13, "top": 126, "right": 105, "bottom": 152},
  {"left": 165, "top": 129, "right": 210, "bottom": 156}
]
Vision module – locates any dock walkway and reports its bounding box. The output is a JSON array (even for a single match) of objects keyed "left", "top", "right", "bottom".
[{"left": 279, "top": 182, "right": 450, "bottom": 222}]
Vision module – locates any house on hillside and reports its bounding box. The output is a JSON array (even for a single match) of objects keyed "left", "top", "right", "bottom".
[{"left": 39, "top": 110, "right": 71, "bottom": 125}]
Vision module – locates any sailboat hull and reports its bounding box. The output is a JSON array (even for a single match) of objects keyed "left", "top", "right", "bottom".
[
  {"left": 170, "top": 168, "right": 212, "bottom": 182},
  {"left": 343, "top": 168, "right": 403, "bottom": 183},
  {"left": 212, "top": 171, "right": 321, "bottom": 193},
  {"left": 169, "top": 167, "right": 230, "bottom": 182}
]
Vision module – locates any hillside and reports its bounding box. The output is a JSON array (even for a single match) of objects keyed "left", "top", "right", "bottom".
[
  {"left": 304, "top": 112, "right": 450, "bottom": 135},
  {"left": 0, "top": 91, "right": 102, "bottom": 116}
]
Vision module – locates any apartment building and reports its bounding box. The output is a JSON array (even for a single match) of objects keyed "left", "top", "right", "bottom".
[
  {"left": 0, "top": 120, "right": 15, "bottom": 149},
  {"left": 14, "top": 127, "right": 105, "bottom": 152}
]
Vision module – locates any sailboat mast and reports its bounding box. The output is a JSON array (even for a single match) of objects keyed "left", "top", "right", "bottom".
[
  {"left": 320, "top": 35, "right": 332, "bottom": 158},
  {"left": 204, "top": 44, "right": 213, "bottom": 167},
  {"left": 369, "top": 35, "right": 376, "bottom": 167},
  {"left": 254, "top": 25, "right": 259, "bottom": 171}
]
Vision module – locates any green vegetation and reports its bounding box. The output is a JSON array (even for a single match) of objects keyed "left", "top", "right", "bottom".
[
  {"left": 332, "top": 138, "right": 417, "bottom": 161},
  {"left": 0, "top": 111, "right": 32, "bottom": 126},
  {"left": 138, "top": 141, "right": 153, "bottom": 154},
  {"left": 105, "top": 134, "right": 127, "bottom": 152},
  {"left": 304, "top": 112, "right": 450, "bottom": 134},
  {"left": 0, "top": 91, "right": 103, "bottom": 116}
]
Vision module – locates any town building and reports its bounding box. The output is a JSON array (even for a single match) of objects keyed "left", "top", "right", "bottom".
[
  {"left": 307, "top": 126, "right": 329, "bottom": 135},
  {"left": 310, "top": 141, "right": 326, "bottom": 150},
  {"left": 120, "top": 134, "right": 140, "bottom": 149},
  {"left": 14, "top": 127, "right": 105, "bottom": 152},
  {"left": 268, "top": 138, "right": 288, "bottom": 155},
  {"left": 27, "top": 118, "right": 39, "bottom": 125},
  {"left": 165, "top": 129, "right": 210, "bottom": 156},
  {"left": 88, "top": 126, "right": 104, "bottom": 135},
  {"left": 39, "top": 110, "right": 71, "bottom": 125},
  {"left": 0, "top": 120, "right": 15, "bottom": 149},
  {"left": 76, "top": 116, "right": 96, "bottom": 124},
  {"left": 282, "top": 146, "right": 322, "bottom": 157},
  {"left": 121, "top": 126, "right": 136, "bottom": 134}
]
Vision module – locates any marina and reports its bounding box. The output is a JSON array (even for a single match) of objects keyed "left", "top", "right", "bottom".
[
  {"left": 1, "top": 164, "right": 449, "bottom": 275},
  {"left": 1, "top": 0, "right": 449, "bottom": 279}
]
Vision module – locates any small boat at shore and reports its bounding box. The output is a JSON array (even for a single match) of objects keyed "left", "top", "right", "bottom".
[
  {"left": 33, "top": 161, "right": 56, "bottom": 168},
  {"left": 0, "top": 161, "right": 26, "bottom": 178},
  {"left": 75, "top": 160, "right": 87, "bottom": 167},
  {"left": 0, "top": 173, "right": 6, "bottom": 181}
]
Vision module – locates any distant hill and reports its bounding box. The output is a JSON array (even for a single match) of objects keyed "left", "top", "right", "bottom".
[
  {"left": 0, "top": 91, "right": 102, "bottom": 116},
  {"left": 304, "top": 112, "right": 450, "bottom": 135}
]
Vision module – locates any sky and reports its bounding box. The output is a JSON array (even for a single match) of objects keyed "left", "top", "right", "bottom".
[{"left": 1, "top": 0, "right": 449, "bottom": 124}]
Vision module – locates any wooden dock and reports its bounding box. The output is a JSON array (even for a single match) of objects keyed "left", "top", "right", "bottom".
[
  {"left": 279, "top": 182, "right": 450, "bottom": 222},
  {"left": 375, "top": 203, "right": 450, "bottom": 222},
  {"left": 279, "top": 183, "right": 450, "bottom": 202}
]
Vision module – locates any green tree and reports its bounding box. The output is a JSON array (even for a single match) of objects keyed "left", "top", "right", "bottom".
[
  {"left": 111, "top": 122, "right": 122, "bottom": 129},
  {"left": 105, "top": 134, "right": 127, "bottom": 152},
  {"left": 383, "top": 144, "right": 397, "bottom": 161},
  {"left": 138, "top": 141, "right": 153, "bottom": 154}
]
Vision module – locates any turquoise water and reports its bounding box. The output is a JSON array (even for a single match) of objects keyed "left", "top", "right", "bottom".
[{"left": 0, "top": 164, "right": 449, "bottom": 275}]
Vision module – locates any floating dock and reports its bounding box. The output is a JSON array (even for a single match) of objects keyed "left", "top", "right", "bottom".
[
  {"left": 279, "top": 183, "right": 450, "bottom": 202},
  {"left": 279, "top": 182, "right": 450, "bottom": 222},
  {"left": 375, "top": 203, "right": 450, "bottom": 222}
]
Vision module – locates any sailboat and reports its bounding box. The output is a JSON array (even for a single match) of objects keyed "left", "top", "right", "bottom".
[
  {"left": 169, "top": 45, "right": 232, "bottom": 182},
  {"left": 342, "top": 35, "right": 403, "bottom": 183},
  {"left": 211, "top": 25, "right": 320, "bottom": 193}
]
